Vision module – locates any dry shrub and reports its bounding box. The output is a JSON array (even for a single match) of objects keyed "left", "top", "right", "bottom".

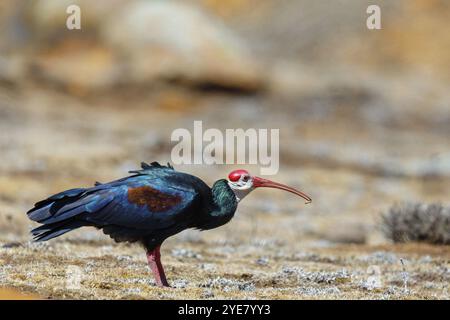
[{"left": 382, "top": 203, "right": 450, "bottom": 245}]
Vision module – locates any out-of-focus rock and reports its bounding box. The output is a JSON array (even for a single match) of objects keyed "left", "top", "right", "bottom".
[
  {"left": 101, "top": 1, "right": 263, "bottom": 91},
  {"left": 348, "top": 0, "right": 450, "bottom": 80},
  {"left": 0, "top": 55, "right": 27, "bottom": 85},
  {"left": 31, "top": 40, "right": 122, "bottom": 93},
  {"left": 11, "top": 0, "right": 263, "bottom": 93}
]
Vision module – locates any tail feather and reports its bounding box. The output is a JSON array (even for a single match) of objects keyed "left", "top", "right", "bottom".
[
  {"left": 27, "top": 187, "right": 112, "bottom": 242},
  {"left": 32, "top": 188, "right": 87, "bottom": 209},
  {"left": 27, "top": 203, "right": 53, "bottom": 222},
  {"left": 28, "top": 191, "right": 112, "bottom": 225},
  {"left": 31, "top": 220, "right": 86, "bottom": 242}
]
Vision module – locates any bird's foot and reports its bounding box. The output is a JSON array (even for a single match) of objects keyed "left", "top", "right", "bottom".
[{"left": 156, "top": 280, "right": 171, "bottom": 288}]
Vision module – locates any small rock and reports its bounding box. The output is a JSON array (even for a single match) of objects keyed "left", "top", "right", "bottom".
[
  {"left": 172, "top": 279, "right": 189, "bottom": 289},
  {"left": 171, "top": 248, "right": 203, "bottom": 259},
  {"left": 295, "top": 286, "right": 341, "bottom": 296},
  {"left": 238, "top": 282, "right": 255, "bottom": 292},
  {"left": 125, "top": 288, "right": 142, "bottom": 295},
  {"left": 281, "top": 267, "right": 351, "bottom": 284},
  {"left": 201, "top": 288, "right": 214, "bottom": 298},
  {"left": 2, "top": 242, "right": 23, "bottom": 249},
  {"left": 418, "top": 255, "right": 433, "bottom": 264},
  {"left": 117, "top": 255, "right": 132, "bottom": 262},
  {"left": 199, "top": 263, "right": 216, "bottom": 271},
  {"left": 255, "top": 257, "right": 269, "bottom": 266},
  {"left": 361, "top": 251, "right": 398, "bottom": 265},
  {"left": 200, "top": 277, "right": 255, "bottom": 292}
]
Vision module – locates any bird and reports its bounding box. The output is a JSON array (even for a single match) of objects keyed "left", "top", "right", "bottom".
[{"left": 27, "top": 162, "right": 312, "bottom": 287}]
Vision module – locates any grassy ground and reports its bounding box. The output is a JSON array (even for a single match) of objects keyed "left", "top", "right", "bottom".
[{"left": 1, "top": 238, "right": 449, "bottom": 299}]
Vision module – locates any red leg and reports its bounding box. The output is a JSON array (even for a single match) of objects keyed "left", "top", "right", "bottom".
[{"left": 146, "top": 246, "right": 170, "bottom": 287}]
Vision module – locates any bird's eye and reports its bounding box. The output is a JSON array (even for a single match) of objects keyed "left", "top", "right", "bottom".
[{"left": 242, "top": 175, "right": 249, "bottom": 182}]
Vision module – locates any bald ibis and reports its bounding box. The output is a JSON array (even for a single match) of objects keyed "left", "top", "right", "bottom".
[{"left": 27, "top": 162, "right": 311, "bottom": 287}]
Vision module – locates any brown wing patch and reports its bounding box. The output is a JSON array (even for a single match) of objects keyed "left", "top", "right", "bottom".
[{"left": 127, "top": 186, "right": 182, "bottom": 212}]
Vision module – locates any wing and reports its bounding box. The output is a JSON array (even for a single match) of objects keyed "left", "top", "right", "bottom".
[
  {"left": 85, "top": 178, "right": 198, "bottom": 230},
  {"left": 28, "top": 162, "right": 203, "bottom": 242}
]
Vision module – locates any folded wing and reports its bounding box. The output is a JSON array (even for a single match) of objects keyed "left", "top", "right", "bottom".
[{"left": 28, "top": 171, "right": 199, "bottom": 242}]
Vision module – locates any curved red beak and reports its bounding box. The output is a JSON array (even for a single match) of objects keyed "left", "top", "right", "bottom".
[{"left": 253, "top": 176, "right": 312, "bottom": 204}]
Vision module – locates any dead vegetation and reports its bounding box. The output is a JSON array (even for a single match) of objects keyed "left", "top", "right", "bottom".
[
  {"left": 1, "top": 240, "right": 449, "bottom": 299},
  {"left": 382, "top": 203, "right": 450, "bottom": 245}
]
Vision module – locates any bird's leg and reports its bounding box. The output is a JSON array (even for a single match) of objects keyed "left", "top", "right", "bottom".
[{"left": 146, "top": 245, "right": 170, "bottom": 287}]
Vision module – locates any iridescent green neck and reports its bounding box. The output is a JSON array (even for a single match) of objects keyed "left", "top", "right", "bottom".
[
  {"left": 211, "top": 179, "right": 238, "bottom": 217},
  {"left": 199, "top": 179, "right": 238, "bottom": 230}
]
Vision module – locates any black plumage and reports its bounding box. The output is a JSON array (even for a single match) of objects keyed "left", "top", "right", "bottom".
[{"left": 27, "top": 162, "right": 236, "bottom": 251}]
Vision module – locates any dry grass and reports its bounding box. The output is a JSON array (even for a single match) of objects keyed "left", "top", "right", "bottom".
[
  {"left": 382, "top": 203, "right": 450, "bottom": 244},
  {"left": 1, "top": 238, "right": 449, "bottom": 299}
]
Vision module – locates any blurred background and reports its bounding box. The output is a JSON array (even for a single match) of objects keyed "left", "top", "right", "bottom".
[{"left": 0, "top": 0, "right": 449, "bottom": 299}]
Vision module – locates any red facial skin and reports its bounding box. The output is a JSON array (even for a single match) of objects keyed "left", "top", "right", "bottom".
[
  {"left": 228, "top": 169, "right": 250, "bottom": 182},
  {"left": 228, "top": 169, "right": 312, "bottom": 204}
]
